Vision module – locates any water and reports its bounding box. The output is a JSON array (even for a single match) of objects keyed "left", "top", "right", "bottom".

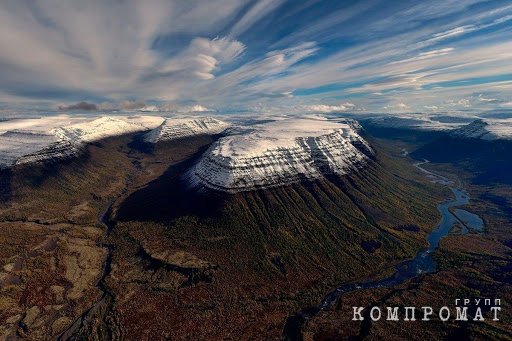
[
  {"left": 281, "top": 161, "right": 485, "bottom": 340},
  {"left": 452, "top": 209, "right": 484, "bottom": 233}
]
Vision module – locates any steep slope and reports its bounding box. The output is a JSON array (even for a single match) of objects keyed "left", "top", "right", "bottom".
[
  {"left": 113, "top": 133, "right": 446, "bottom": 340},
  {"left": 0, "top": 130, "right": 217, "bottom": 340},
  {"left": 190, "top": 118, "right": 373, "bottom": 192},
  {"left": 449, "top": 119, "right": 490, "bottom": 139}
]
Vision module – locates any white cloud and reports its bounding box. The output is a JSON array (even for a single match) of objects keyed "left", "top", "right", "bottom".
[
  {"left": 478, "top": 94, "right": 500, "bottom": 103},
  {"left": 177, "top": 105, "right": 214, "bottom": 113},
  {"left": 384, "top": 102, "right": 410, "bottom": 111},
  {"left": 389, "top": 48, "right": 454, "bottom": 65},
  {"left": 424, "top": 105, "right": 439, "bottom": 111},
  {"left": 230, "top": 0, "right": 286, "bottom": 37},
  {"left": 0, "top": 0, "right": 249, "bottom": 102},
  {"left": 0, "top": 0, "right": 511, "bottom": 114},
  {"left": 159, "top": 37, "right": 245, "bottom": 80},
  {"left": 446, "top": 98, "right": 472, "bottom": 108},
  {"left": 302, "top": 102, "right": 355, "bottom": 113},
  {"left": 427, "top": 25, "right": 476, "bottom": 42}
]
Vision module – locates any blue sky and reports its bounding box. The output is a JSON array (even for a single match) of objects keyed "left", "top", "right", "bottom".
[{"left": 0, "top": 0, "right": 511, "bottom": 114}]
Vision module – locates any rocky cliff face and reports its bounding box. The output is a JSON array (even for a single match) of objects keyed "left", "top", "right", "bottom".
[{"left": 191, "top": 118, "right": 373, "bottom": 192}]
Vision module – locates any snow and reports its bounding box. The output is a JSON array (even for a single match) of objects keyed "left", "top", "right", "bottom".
[
  {"left": 52, "top": 116, "right": 153, "bottom": 143},
  {"left": 0, "top": 131, "right": 60, "bottom": 168},
  {"left": 0, "top": 114, "right": 82, "bottom": 135},
  {"left": 213, "top": 118, "right": 361, "bottom": 156},
  {"left": 362, "top": 115, "right": 463, "bottom": 131},
  {"left": 0, "top": 114, "right": 378, "bottom": 192},
  {"left": 361, "top": 113, "right": 512, "bottom": 140},
  {"left": 144, "top": 117, "right": 230, "bottom": 143},
  {"left": 138, "top": 105, "right": 160, "bottom": 112},
  {"left": 450, "top": 119, "right": 512, "bottom": 140},
  {"left": 0, "top": 115, "right": 162, "bottom": 168},
  {"left": 191, "top": 117, "right": 373, "bottom": 192}
]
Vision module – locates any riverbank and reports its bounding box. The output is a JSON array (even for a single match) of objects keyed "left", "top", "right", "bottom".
[{"left": 281, "top": 158, "right": 484, "bottom": 340}]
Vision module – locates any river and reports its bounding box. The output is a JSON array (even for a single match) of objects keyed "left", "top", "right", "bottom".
[{"left": 281, "top": 159, "right": 484, "bottom": 340}]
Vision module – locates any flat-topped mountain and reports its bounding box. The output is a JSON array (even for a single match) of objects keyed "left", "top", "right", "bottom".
[{"left": 190, "top": 118, "right": 373, "bottom": 192}]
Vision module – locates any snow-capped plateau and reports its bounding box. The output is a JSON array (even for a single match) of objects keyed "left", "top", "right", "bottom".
[
  {"left": 144, "top": 117, "right": 230, "bottom": 143},
  {"left": 190, "top": 118, "right": 373, "bottom": 192},
  {"left": 0, "top": 116, "right": 162, "bottom": 168},
  {"left": 450, "top": 119, "right": 512, "bottom": 140}
]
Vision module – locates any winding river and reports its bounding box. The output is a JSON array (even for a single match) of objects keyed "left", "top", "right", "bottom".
[{"left": 281, "top": 159, "right": 484, "bottom": 340}]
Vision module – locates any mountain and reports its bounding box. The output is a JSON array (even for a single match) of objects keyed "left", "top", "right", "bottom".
[
  {"left": 449, "top": 118, "right": 512, "bottom": 140},
  {"left": 0, "top": 117, "right": 447, "bottom": 340},
  {"left": 190, "top": 118, "right": 373, "bottom": 192},
  {"left": 359, "top": 116, "right": 450, "bottom": 144},
  {"left": 0, "top": 130, "right": 62, "bottom": 168},
  {"left": 360, "top": 115, "right": 460, "bottom": 132},
  {"left": 110, "top": 127, "right": 445, "bottom": 340},
  {"left": 0, "top": 115, "right": 231, "bottom": 170},
  {"left": 449, "top": 119, "right": 490, "bottom": 139},
  {"left": 0, "top": 116, "right": 159, "bottom": 168},
  {"left": 411, "top": 119, "right": 512, "bottom": 184},
  {"left": 143, "top": 117, "right": 229, "bottom": 143}
]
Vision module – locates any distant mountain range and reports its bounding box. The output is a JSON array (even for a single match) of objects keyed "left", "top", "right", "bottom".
[{"left": 361, "top": 117, "right": 512, "bottom": 185}]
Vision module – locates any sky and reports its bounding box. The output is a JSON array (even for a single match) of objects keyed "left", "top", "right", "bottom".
[{"left": 0, "top": 0, "right": 511, "bottom": 114}]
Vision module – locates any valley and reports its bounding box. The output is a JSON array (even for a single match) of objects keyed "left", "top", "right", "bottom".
[
  {"left": 299, "top": 123, "right": 512, "bottom": 340},
  {"left": 0, "top": 118, "right": 450, "bottom": 340},
  {"left": 2, "top": 1, "right": 512, "bottom": 339}
]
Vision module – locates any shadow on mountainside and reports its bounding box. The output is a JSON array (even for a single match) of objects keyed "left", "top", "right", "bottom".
[{"left": 116, "top": 145, "right": 226, "bottom": 222}]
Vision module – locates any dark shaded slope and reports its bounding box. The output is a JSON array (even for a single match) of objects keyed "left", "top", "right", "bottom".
[
  {"left": 116, "top": 144, "right": 226, "bottom": 222},
  {"left": 411, "top": 137, "right": 512, "bottom": 184},
  {"left": 360, "top": 122, "right": 446, "bottom": 144}
]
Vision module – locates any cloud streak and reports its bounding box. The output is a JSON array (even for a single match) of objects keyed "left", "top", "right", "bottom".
[{"left": 0, "top": 0, "right": 511, "bottom": 113}]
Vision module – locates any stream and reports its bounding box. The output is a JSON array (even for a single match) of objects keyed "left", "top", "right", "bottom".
[{"left": 281, "top": 159, "right": 484, "bottom": 340}]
